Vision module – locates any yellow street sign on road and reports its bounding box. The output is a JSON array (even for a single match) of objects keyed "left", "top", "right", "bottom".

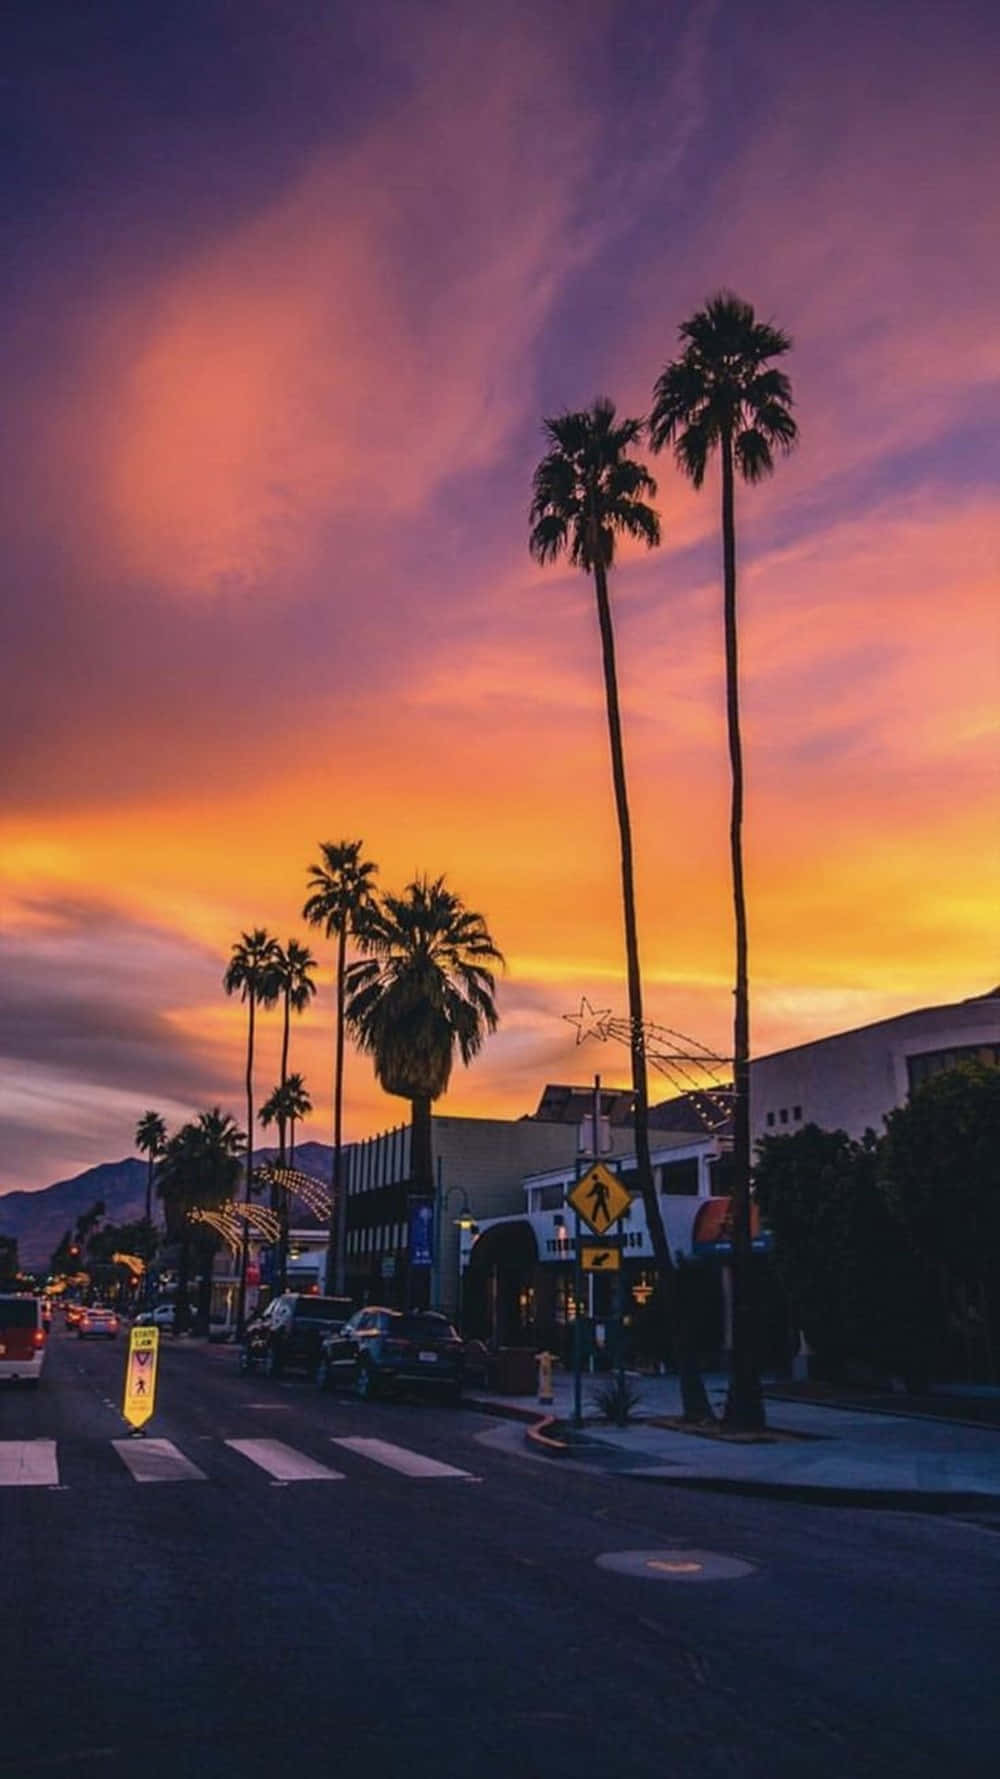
[
  {"left": 123, "top": 1324, "right": 159, "bottom": 1431},
  {"left": 581, "top": 1244, "right": 621, "bottom": 1272},
  {"left": 568, "top": 1163, "right": 632, "bottom": 1236}
]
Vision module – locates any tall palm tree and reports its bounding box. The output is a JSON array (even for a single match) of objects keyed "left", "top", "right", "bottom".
[
  {"left": 157, "top": 1109, "right": 245, "bottom": 1333},
  {"left": 135, "top": 1110, "right": 167, "bottom": 1226},
  {"left": 303, "top": 840, "right": 379, "bottom": 1296},
  {"left": 649, "top": 290, "right": 798, "bottom": 1431},
  {"left": 529, "top": 399, "right": 712, "bottom": 1417},
  {"left": 223, "top": 927, "right": 281, "bottom": 1331},
  {"left": 270, "top": 939, "right": 318, "bottom": 1164},
  {"left": 344, "top": 875, "right": 503, "bottom": 1304}
]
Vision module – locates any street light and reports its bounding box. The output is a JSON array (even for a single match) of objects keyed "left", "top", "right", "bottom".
[{"left": 434, "top": 1181, "right": 477, "bottom": 1325}]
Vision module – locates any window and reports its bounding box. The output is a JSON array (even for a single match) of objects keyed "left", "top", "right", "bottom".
[
  {"left": 780, "top": 1108, "right": 788, "bottom": 1125},
  {"left": 766, "top": 1112, "right": 775, "bottom": 1128},
  {"left": 538, "top": 1183, "right": 565, "bottom": 1210},
  {"left": 793, "top": 1106, "right": 802, "bottom": 1121},
  {"left": 907, "top": 1044, "right": 1000, "bottom": 1092},
  {"left": 660, "top": 1158, "right": 700, "bottom": 1196}
]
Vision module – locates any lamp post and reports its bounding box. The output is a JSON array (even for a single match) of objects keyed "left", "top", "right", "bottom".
[{"left": 434, "top": 1180, "right": 476, "bottom": 1324}]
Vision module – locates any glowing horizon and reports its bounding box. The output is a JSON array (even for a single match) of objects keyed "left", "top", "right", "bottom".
[{"left": 2, "top": 0, "right": 997, "bottom": 1192}]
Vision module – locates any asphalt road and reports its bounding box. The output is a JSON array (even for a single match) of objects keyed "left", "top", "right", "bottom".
[{"left": 2, "top": 1323, "right": 998, "bottom": 1779}]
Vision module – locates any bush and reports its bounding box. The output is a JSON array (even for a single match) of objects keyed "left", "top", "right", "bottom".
[{"left": 590, "top": 1374, "right": 643, "bottom": 1426}]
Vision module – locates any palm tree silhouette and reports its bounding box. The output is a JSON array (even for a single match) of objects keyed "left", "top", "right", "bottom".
[
  {"left": 345, "top": 875, "right": 503, "bottom": 1306},
  {"left": 259, "top": 1072, "right": 314, "bottom": 1288},
  {"left": 158, "top": 1109, "right": 245, "bottom": 1333},
  {"left": 135, "top": 1110, "right": 167, "bottom": 1227},
  {"left": 529, "top": 399, "right": 715, "bottom": 1411},
  {"left": 223, "top": 927, "right": 281, "bottom": 1331},
  {"left": 650, "top": 290, "right": 798, "bottom": 1431},
  {"left": 303, "top": 840, "right": 379, "bottom": 1295},
  {"left": 269, "top": 940, "right": 317, "bottom": 1166},
  {"left": 283, "top": 1072, "right": 312, "bottom": 1167}
]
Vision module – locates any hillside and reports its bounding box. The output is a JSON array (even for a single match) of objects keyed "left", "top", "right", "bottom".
[{"left": 0, "top": 1143, "right": 335, "bottom": 1270}]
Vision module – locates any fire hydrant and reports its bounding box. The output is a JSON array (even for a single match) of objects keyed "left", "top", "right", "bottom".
[{"left": 536, "top": 1350, "right": 555, "bottom": 1407}]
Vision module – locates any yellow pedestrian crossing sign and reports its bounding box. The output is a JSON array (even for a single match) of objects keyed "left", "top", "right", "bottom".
[
  {"left": 123, "top": 1324, "right": 159, "bottom": 1431},
  {"left": 568, "top": 1162, "right": 632, "bottom": 1236},
  {"left": 581, "top": 1244, "right": 621, "bottom": 1272}
]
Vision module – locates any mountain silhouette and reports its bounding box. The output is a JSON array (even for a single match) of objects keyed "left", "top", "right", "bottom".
[{"left": 0, "top": 1144, "right": 335, "bottom": 1270}]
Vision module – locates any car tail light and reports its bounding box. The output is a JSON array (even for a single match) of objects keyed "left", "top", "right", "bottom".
[{"left": 33, "top": 1328, "right": 46, "bottom": 1349}]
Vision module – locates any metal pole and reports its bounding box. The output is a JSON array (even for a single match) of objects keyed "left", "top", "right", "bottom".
[
  {"left": 433, "top": 1156, "right": 443, "bottom": 1308},
  {"left": 572, "top": 1206, "right": 583, "bottom": 1428}
]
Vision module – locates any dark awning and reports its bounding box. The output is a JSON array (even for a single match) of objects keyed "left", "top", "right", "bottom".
[{"left": 466, "top": 1220, "right": 539, "bottom": 1272}]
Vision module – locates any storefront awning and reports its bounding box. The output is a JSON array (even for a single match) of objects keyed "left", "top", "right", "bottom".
[{"left": 692, "top": 1197, "right": 768, "bottom": 1254}]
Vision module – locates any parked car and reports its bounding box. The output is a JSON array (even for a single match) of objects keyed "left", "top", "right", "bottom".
[
  {"left": 134, "top": 1303, "right": 179, "bottom": 1332},
  {"left": 0, "top": 1294, "right": 48, "bottom": 1385},
  {"left": 76, "top": 1307, "right": 119, "bottom": 1339},
  {"left": 316, "top": 1308, "right": 464, "bottom": 1403},
  {"left": 240, "top": 1293, "right": 354, "bottom": 1379}
]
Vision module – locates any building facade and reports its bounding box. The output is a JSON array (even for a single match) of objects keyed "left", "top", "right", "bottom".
[{"left": 750, "top": 988, "right": 1000, "bottom": 1143}]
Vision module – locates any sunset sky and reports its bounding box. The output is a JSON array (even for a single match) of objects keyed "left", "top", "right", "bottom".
[{"left": 2, "top": 0, "right": 997, "bottom": 1193}]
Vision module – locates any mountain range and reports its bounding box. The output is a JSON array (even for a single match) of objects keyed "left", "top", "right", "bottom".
[{"left": 0, "top": 1144, "right": 335, "bottom": 1270}]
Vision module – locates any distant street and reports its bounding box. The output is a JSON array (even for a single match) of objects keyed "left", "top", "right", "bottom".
[{"left": 2, "top": 1322, "right": 998, "bottom": 1779}]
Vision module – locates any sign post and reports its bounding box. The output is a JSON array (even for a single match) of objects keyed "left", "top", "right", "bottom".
[
  {"left": 122, "top": 1324, "right": 159, "bottom": 1436},
  {"left": 567, "top": 1077, "right": 633, "bottom": 1421}
]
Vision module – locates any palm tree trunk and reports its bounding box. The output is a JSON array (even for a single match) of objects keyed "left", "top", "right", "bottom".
[
  {"left": 328, "top": 924, "right": 349, "bottom": 1297},
  {"left": 278, "top": 989, "right": 291, "bottom": 1168},
  {"left": 145, "top": 1155, "right": 154, "bottom": 1226},
  {"left": 592, "top": 556, "right": 712, "bottom": 1421},
  {"left": 720, "top": 431, "right": 764, "bottom": 1432},
  {"left": 407, "top": 1094, "right": 434, "bottom": 1311},
  {"left": 236, "top": 994, "right": 255, "bottom": 1336}
]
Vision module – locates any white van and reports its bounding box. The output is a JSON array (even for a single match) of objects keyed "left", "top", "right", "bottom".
[{"left": 0, "top": 1294, "right": 48, "bottom": 1384}]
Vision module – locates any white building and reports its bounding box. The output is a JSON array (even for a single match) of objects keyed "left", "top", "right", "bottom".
[{"left": 751, "top": 987, "right": 1000, "bottom": 1143}]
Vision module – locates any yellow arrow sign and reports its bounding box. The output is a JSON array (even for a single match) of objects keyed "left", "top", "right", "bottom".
[
  {"left": 568, "top": 1163, "right": 632, "bottom": 1236},
  {"left": 123, "top": 1324, "right": 159, "bottom": 1430},
  {"left": 581, "top": 1244, "right": 621, "bottom": 1272}
]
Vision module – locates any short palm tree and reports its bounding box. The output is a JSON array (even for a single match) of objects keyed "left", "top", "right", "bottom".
[
  {"left": 282, "top": 1072, "right": 312, "bottom": 1166},
  {"left": 259, "top": 1072, "right": 314, "bottom": 1289},
  {"left": 303, "top": 840, "right": 379, "bottom": 1295},
  {"left": 269, "top": 939, "right": 318, "bottom": 1165},
  {"left": 135, "top": 1110, "right": 167, "bottom": 1227},
  {"left": 528, "top": 399, "right": 716, "bottom": 1414},
  {"left": 345, "top": 875, "right": 503, "bottom": 1303},
  {"left": 649, "top": 290, "right": 798, "bottom": 1431},
  {"left": 157, "top": 1109, "right": 245, "bottom": 1332},
  {"left": 223, "top": 927, "right": 281, "bottom": 1330}
]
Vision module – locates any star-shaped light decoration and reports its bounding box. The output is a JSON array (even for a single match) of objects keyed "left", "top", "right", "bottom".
[{"left": 563, "top": 995, "right": 614, "bottom": 1045}]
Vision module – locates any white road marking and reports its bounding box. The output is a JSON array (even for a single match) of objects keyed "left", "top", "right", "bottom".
[
  {"left": 225, "top": 1438, "right": 344, "bottom": 1482},
  {"left": 0, "top": 1440, "right": 59, "bottom": 1487},
  {"left": 331, "top": 1437, "right": 476, "bottom": 1479},
  {"left": 113, "top": 1439, "right": 207, "bottom": 1482}
]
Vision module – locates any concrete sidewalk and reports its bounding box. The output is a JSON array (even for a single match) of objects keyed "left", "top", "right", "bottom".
[{"left": 466, "top": 1371, "right": 1000, "bottom": 1508}]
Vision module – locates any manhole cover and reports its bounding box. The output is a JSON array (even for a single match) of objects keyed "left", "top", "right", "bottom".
[{"left": 596, "top": 1548, "right": 756, "bottom": 1582}]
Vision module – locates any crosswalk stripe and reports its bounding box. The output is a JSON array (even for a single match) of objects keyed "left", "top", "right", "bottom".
[
  {"left": 113, "top": 1439, "right": 208, "bottom": 1483},
  {"left": 225, "top": 1438, "right": 344, "bottom": 1482},
  {"left": 0, "top": 1440, "right": 59, "bottom": 1487},
  {"left": 330, "top": 1437, "right": 475, "bottom": 1479}
]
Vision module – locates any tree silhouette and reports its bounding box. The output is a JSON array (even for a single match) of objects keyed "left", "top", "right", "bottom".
[
  {"left": 303, "top": 840, "right": 379, "bottom": 1295},
  {"left": 650, "top": 290, "right": 797, "bottom": 1430}
]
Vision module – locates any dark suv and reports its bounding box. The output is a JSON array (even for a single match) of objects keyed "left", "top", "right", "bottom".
[
  {"left": 316, "top": 1307, "right": 464, "bottom": 1403},
  {"left": 240, "top": 1293, "right": 353, "bottom": 1379}
]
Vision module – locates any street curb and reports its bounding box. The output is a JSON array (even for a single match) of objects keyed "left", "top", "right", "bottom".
[
  {"left": 764, "top": 1389, "right": 1000, "bottom": 1435},
  {"left": 464, "top": 1394, "right": 549, "bottom": 1426},
  {"left": 511, "top": 1406, "right": 1000, "bottom": 1512},
  {"left": 622, "top": 1473, "right": 1000, "bottom": 1513},
  {"left": 525, "top": 1416, "right": 573, "bottom": 1454}
]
